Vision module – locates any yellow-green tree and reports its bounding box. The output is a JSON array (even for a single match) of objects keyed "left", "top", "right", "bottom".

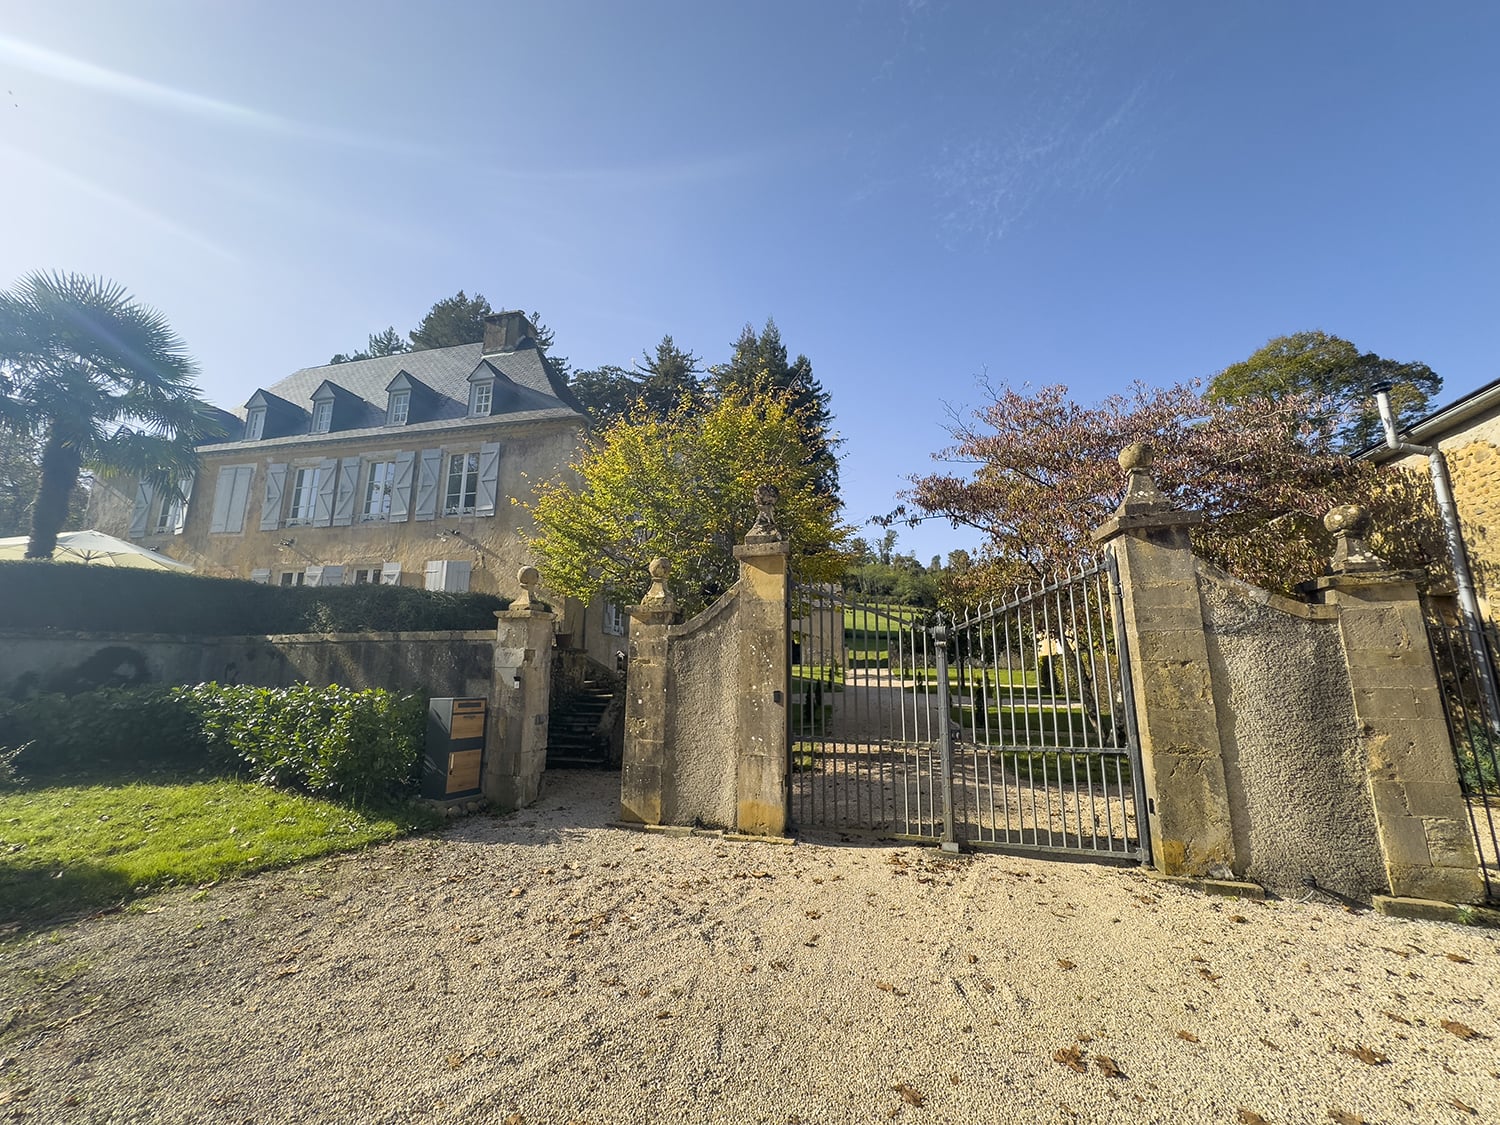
[{"left": 522, "top": 392, "right": 849, "bottom": 617}]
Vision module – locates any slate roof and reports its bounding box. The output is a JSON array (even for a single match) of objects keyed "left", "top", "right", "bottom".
[{"left": 199, "top": 341, "right": 585, "bottom": 453}]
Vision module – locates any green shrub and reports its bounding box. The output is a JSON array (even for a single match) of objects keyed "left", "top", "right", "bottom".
[
  {"left": 178, "top": 683, "right": 425, "bottom": 801},
  {"left": 0, "top": 686, "right": 220, "bottom": 777},
  {"left": 0, "top": 562, "right": 509, "bottom": 636},
  {"left": 0, "top": 683, "right": 426, "bottom": 801}
]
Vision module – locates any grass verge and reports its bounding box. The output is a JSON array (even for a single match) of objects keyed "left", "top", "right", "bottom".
[{"left": 0, "top": 774, "right": 441, "bottom": 933}]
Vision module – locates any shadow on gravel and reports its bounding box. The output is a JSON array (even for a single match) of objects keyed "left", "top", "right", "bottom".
[{"left": 0, "top": 861, "right": 135, "bottom": 936}]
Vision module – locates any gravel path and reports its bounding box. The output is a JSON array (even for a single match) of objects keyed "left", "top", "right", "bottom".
[{"left": 2, "top": 771, "right": 1497, "bottom": 1124}]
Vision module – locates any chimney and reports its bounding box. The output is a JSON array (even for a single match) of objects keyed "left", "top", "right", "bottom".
[{"left": 482, "top": 310, "right": 535, "bottom": 355}]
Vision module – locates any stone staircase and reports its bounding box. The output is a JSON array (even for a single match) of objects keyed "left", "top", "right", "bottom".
[{"left": 546, "top": 679, "right": 617, "bottom": 768}]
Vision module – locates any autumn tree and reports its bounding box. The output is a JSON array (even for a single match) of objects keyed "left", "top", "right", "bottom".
[
  {"left": 1206, "top": 331, "right": 1441, "bottom": 452},
  {"left": 897, "top": 380, "right": 1440, "bottom": 598},
  {"left": 0, "top": 273, "right": 222, "bottom": 557},
  {"left": 523, "top": 391, "right": 849, "bottom": 618}
]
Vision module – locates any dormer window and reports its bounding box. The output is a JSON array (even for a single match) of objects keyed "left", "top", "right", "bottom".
[
  {"left": 245, "top": 408, "right": 266, "bottom": 442},
  {"left": 469, "top": 380, "right": 493, "bottom": 418},
  {"left": 311, "top": 400, "right": 333, "bottom": 434},
  {"left": 389, "top": 390, "right": 410, "bottom": 426}
]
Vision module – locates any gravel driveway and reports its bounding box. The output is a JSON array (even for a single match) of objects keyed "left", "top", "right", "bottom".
[{"left": 2, "top": 771, "right": 1496, "bottom": 1124}]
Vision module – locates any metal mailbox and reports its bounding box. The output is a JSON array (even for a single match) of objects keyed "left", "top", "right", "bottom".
[{"left": 423, "top": 697, "right": 487, "bottom": 800}]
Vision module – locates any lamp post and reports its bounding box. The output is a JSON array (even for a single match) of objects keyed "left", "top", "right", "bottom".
[{"left": 1371, "top": 380, "right": 1500, "bottom": 731}]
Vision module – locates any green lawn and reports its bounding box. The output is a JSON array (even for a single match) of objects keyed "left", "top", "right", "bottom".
[{"left": 0, "top": 774, "right": 440, "bottom": 932}]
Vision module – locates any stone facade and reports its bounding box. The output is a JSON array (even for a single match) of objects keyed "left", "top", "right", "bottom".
[{"left": 88, "top": 312, "right": 592, "bottom": 637}]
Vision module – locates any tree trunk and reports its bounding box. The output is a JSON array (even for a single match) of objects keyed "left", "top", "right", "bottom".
[{"left": 27, "top": 426, "right": 82, "bottom": 559}]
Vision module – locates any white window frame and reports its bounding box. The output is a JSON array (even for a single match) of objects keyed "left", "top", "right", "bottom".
[
  {"left": 363, "top": 460, "right": 396, "bottom": 521},
  {"left": 245, "top": 408, "right": 266, "bottom": 441},
  {"left": 151, "top": 489, "right": 177, "bottom": 535},
  {"left": 311, "top": 400, "right": 333, "bottom": 434},
  {"left": 444, "top": 451, "right": 480, "bottom": 516},
  {"left": 286, "top": 465, "right": 320, "bottom": 526},
  {"left": 469, "top": 380, "right": 493, "bottom": 418},
  {"left": 388, "top": 390, "right": 410, "bottom": 426},
  {"left": 603, "top": 602, "right": 626, "bottom": 636},
  {"left": 279, "top": 570, "right": 306, "bottom": 587},
  {"left": 349, "top": 565, "right": 382, "bottom": 585}
]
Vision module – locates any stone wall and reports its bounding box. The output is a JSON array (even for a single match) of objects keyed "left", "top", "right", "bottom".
[
  {"left": 0, "top": 630, "right": 496, "bottom": 700},
  {"left": 1196, "top": 565, "right": 1387, "bottom": 899},
  {"left": 620, "top": 527, "right": 791, "bottom": 837},
  {"left": 663, "top": 589, "right": 740, "bottom": 827}
]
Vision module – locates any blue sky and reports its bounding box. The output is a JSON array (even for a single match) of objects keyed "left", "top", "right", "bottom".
[{"left": 3, "top": 1, "right": 1498, "bottom": 563}]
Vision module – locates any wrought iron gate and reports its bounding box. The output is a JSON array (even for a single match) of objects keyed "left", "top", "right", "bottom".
[
  {"left": 789, "top": 551, "right": 1148, "bottom": 861},
  {"left": 1423, "top": 597, "right": 1500, "bottom": 901}
]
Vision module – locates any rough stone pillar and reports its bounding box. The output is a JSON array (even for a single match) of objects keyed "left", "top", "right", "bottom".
[
  {"left": 1309, "top": 506, "right": 1484, "bottom": 904},
  {"left": 619, "top": 557, "right": 679, "bottom": 826},
  {"left": 1092, "top": 444, "right": 1237, "bottom": 878},
  {"left": 730, "top": 484, "right": 792, "bottom": 836},
  {"left": 486, "top": 567, "right": 557, "bottom": 811}
]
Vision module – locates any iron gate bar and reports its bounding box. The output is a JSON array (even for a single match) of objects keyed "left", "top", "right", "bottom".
[{"left": 789, "top": 552, "right": 1146, "bottom": 861}]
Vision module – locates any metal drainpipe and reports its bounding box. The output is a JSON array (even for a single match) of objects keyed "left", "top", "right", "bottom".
[{"left": 1372, "top": 382, "right": 1500, "bottom": 732}]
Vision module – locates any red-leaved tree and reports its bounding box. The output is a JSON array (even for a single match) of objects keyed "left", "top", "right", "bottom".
[{"left": 895, "top": 380, "right": 1440, "bottom": 601}]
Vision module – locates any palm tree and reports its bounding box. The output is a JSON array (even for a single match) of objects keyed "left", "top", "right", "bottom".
[{"left": 0, "top": 272, "right": 223, "bottom": 558}]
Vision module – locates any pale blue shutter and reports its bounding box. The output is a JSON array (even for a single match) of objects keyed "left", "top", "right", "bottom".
[
  {"left": 475, "top": 442, "right": 501, "bottom": 517},
  {"left": 312, "top": 458, "right": 338, "bottom": 527},
  {"left": 389, "top": 451, "right": 416, "bottom": 523},
  {"left": 260, "top": 464, "right": 288, "bottom": 531},
  {"left": 224, "top": 466, "right": 254, "bottom": 533},
  {"left": 332, "top": 457, "right": 359, "bottom": 527},
  {"left": 413, "top": 449, "right": 442, "bottom": 522}
]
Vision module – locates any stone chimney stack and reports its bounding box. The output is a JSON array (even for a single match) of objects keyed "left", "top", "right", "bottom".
[{"left": 482, "top": 310, "right": 536, "bottom": 355}]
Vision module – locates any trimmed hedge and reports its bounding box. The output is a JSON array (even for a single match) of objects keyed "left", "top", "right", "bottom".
[
  {"left": 1, "top": 683, "right": 426, "bottom": 801},
  {"left": 0, "top": 562, "right": 509, "bottom": 635}
]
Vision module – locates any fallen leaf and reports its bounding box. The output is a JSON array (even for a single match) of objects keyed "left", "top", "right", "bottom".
[
  {"left": 275, "top": 965, "right": 300, "bottom": 978},
  {"left": 1337, "top": 1045, "right": 1389, "bottom": 1066},
  {"left": 655, "top": 1011, "right": 671, "bottom": 1020},
  {"left": 1177, "top": 1030, "right": 1199, "bottom": 1044},
  {"left": 1237, "top": 1111, "right": 1269, "bottom": 1125},
  {"left": 446, "top": 1053, "right": 465, "bottom": 1069},
  {"left": 967, "top": 953, "right": 978, "bottom": 964},
  {"left": 1197, "top": 967, "right": 1222, "bottom": 984},
  {"left": 1259, "top": 1037, "right": 1282, "bottom": 1051},
  {"left": 949, "top": 1073, "right": 961, "bottom": 1086},
  {"left": 1094, "top": 1054, "right": 1125, "bottom": 1079},
  {"left": 1230, "top": 914, "right": 1249, "bottom": 923},
  {"left": 504, "top": 1114, "right": 526, "bottom": 1125},
  {"left": 1449, "top": 1097, "right": 1477, "bottom": 1115},
  {"left": 805, "top": 910, "right": 822, "bottom": 919},
  {"left": 1057, "top": 959, "right": 1076, "bottom": 971},
  {"left": 508, "top": 887, "right": 524, "bottom": 898},
  {"left": 876, "top": 981, "right": 895, "bottom": 992},
  {"left": 1383, "top": 1011, "right": 1411, "bottom": 1026},
  {"left": 1442, "top": 1019, "right": 1482, "bottom": 1040},
  {"left": 1328, "top": 1110, "right": 1364, "bottom": 1125},
  {"left": 804, "top": 935, "right": 821, "bottom": 947},
  {"left": 1054, "top": 1044, "right": 1087, "bottom": 1074},
  {"left": 751, "top": 871, "right": 772, "bottom": 879},
  {"left": 62, "top": 1095, "right": 81, "bottom": 1108},
  {"left": 1445, "top": 953, "right": 1472, "bottom": 964},
  {"left": 893, "top": 1083, "right": 924, "bottom": 1106}
]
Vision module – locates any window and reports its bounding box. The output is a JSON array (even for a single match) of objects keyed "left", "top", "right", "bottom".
[
  {"left": 286, "top": 466, "right": 320, "bottom": 525},
  {"left": 152, "top": 490, "right": 176, "bottom": 535},
  {"left": 603, "top": 603, "right": 626, "bottom": 636},
  {"left": 388, "top": 390, "right": 410, "bottom": 426},
  {"left": 311, "top": 400, "right": 333, "bottom": 434},
  {"left": 444, "top": 452, "right": 480, "bottom": 515},
  {"left": 350, "top": 566, "right": 381, "bottom": 585},
  {"left": 279, "top": 570, "right": 306, "bottom": 587},
  {"left": 469, "top": 381, "right": 493, "bottom": 417},
  {"left": 363, "top": 461, "right": 395, "bottom": 520},
  {"left": 245, "top": 409, "right": 266, "bottom": 441}
]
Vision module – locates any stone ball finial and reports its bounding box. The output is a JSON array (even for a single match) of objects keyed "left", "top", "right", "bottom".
[
  {"left": 648, "top": 557, "right": 671, "bottom": 581},
  {"left": 1323, "top": 504, "right": 1371, "bottom": 537},
  {"left": 517, "top": 565, "right": 540, "bottom": 591},
  {"left": 1119, "top": 443, "right": 1153, "bottom": 473}
]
